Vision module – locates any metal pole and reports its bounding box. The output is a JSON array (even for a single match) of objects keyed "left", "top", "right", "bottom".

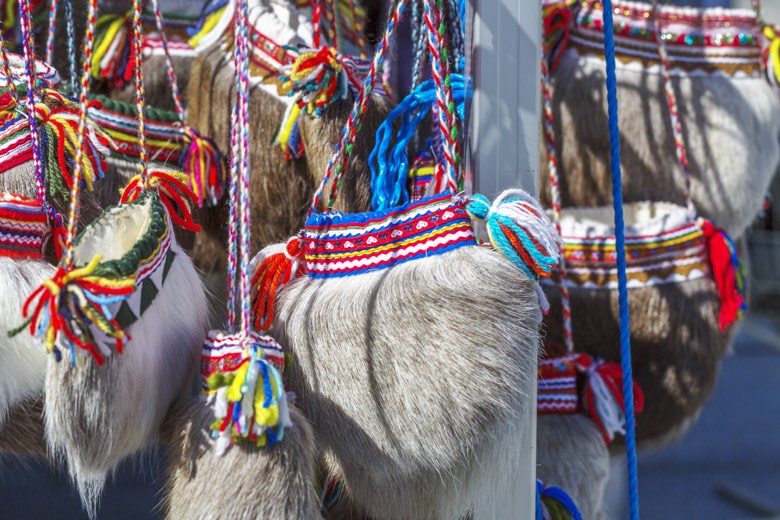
[{"left": 468, "top": 0, "right": 540, "bottom": 517}]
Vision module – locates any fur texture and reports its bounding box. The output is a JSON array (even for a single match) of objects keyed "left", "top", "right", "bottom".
[
  {"left": 542, "top": 276, "right": 732, "bottom": 450},
  {"left": 272, "top": 246, "right": 539, "bottom": 519},
  {"left": 108, "top": 54, "right": 193, "bottom": 113},
  {"left": 44, "top": 245, "right": 208, "bottom": 516},
  {"left": 542, "top": 50, "right": 780, "bottom": 239},
  {"left": 536, "top": 414, "right": 609, "bottom": 520},
  {"left": 0, "top": 396, "right": 47, "bottom": 457},
  {"left": 161, "top": 396, "right": 321, "bottom": 520}
]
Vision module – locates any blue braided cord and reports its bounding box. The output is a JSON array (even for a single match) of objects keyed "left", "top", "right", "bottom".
[
  {"left": 543, "top": 484, "right": 584, "bottom": 520},
  {"left": 601, "top": 1, "right": 640, "bottom": 518},
  {"left": 369, "top": 73, "right": 472, "bottom": 211},
  {"left": 535, "top": 481, "right": 544, "bottom": 520},
  {"left": 65, "top": 0, "right": 77, "bottom": 94}
]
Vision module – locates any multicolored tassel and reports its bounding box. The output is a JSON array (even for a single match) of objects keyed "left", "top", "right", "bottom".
[
  {"left": 250, "top": 235, "right": 306, "bottom": 332},
  {"left": 15, "top": 255, "right": 136, "bottom": 365},
  {"left": 121, "top": 170, "right": 202, "bottom": 232},
  {"left": 700, "top": 219, "right": 747, "bottom": 332},
  {"left": 576, "top": 354, "right": 645, "bottom": 445},
  {"left": 204, "top": 331, "right": 291, "bottom": 454},
  {"left": 91, "top": 10, "right": 134, "bottom": 88},
  {"left": 466, "top": 189, "right": 560, "bottom": 280},
  {"left": 180, "top": 127, "right": 226, "bottom": 208}
]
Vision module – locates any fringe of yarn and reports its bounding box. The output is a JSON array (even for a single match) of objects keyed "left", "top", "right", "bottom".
[
  {"left": 13, "top": 254, "right": 135, "bottom": 366},
  {"left": 250, "top": 235, "right": 306, "bottom": 332},
  {"left": 180, "top": 127, "right": 226, "bottom": 207},
  {"left": 466, "top": 189, "right": 560, "bottom": 281},
  {"left": 120, "top": 169, "right": 202, "bottom": 232}
]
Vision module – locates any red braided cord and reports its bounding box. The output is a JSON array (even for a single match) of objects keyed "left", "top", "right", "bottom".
[
  {"left": 424, "top": 0, "right": 459, "bottom": 187},
  {"left": 310, "top": 0, "right": 408, "bottom": 214},
  {"left": 541, "top": 58, "right": 574, "bottom": 353},
  {"left": 61, "top": 0, "right": 99, "bottom": 268},
  {"left": 45, "top": 0, "right": 60, "bottom": 65}
]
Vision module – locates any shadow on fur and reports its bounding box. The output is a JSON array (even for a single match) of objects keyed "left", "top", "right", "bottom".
[{"left": 160, "top": 396, "right": 321, "bottom": 519}]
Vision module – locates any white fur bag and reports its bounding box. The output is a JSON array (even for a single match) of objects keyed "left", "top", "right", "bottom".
[{"left": 542, "top": 0, "right": 780, "bottom": 239}]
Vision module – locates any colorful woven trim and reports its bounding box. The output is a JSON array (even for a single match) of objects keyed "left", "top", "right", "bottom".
[
  {"left": 0, "top": 192, "right": 47, "bottom": 259},
  {"left": 304, "top": 192, "right": 476, "bottom": 278},
  {"left": 538, "top": 353, "right": 580, "bottom": 414},
  {"left": 88, "top": 94, "right": 185, "bottom": 167},
  {"left": 552, "top": 203, "right": 709, "bottom": 289},
  {"left": 0, "top": 51, "right": 60, "bottom": 90},
  {"left": 200, "top": 330, "right": 285, "bottom": 394},
  {"left": 569, "top": 0, "right": 763, "bottom": 75},
  {"left": 407, "top": 150, "right": 436, "bottom": 203}
]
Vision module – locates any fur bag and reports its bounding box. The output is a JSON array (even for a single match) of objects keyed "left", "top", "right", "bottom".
[{"left": 542, "top": 0, "right": 780, "bottom": 239}]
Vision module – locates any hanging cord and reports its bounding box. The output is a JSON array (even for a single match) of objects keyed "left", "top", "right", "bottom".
[
  {"left": 309, "top": 0, "right": 408, "bottom": 215},
  {"left": 64, "top": 0, "right": 76, "bottom": 94},
  {"left": 130, "top": 0, "right": 149, "bottom": 187},
  {"left": 45, "top": 0, "right": 59, "bottom": 65},
  {"left": 149, "top": 0, "right": 185, "bottom": 119},
  {"left": 236, "top": 0, "right": 252, "bottom": 336},
  {"left": 541, "top": 58, "right": 574, "bottom": 353},
  {"left": 18, "top": 0, "right": 64, "bottom": 246},
  {"left": 347, "top": 0, "right": 367, "bottom": 58},
  {"left": 601, "top": 1, "right": 640, "bottom": 518},
  {"left": 752, "top": 0, "right": 764, "bottom": 25},
  {"left": 424, "top": 0, "right": 459, "bottom": 188},
  {"left": 0, "top": 33, "right": 16, "bottom": 99},
  {"left": 410, "top": 0, "right": 427, "bottom": 89},
  {"left": 650, "top": 0, "right": 695, "bottom": 219},
  {"left": 57, "top": 0, "right": 99, "bottom": 268}
]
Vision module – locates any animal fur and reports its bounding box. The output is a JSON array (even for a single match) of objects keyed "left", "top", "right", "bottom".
[
  {"left": 272, "top": 246, "right": 539, "bottom": 519},
  {"left": 541, "top": 275, "right": 731, "bottom": 451},
  {"left": 536, "top": 414, "right": 609, "bottom": 520},
  {"left": 108, "top": 54, "right": 194, "bottom": 114},
  {"left": 541, "top": 49, "right": 780, "bottom": 239},
  {"left": 44, "top": 233, "right": 208, "bottom": 516},
  {"left": 0, "top": 396, "right": 47, "bottom": 457},
  {"left": 161, "top": 396, "right": 321, "bottom": 520}
]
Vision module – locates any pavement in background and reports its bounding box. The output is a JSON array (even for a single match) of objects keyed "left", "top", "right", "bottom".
[{"left": 0, "top": 314, "right": 778, "bottom": 519}]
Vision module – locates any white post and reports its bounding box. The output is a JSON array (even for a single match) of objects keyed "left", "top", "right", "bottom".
[{"left": 467, "top": 0, "right": 540, "bottom": 517}]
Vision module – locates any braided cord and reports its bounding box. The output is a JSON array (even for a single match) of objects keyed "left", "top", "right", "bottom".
[
  {"left": 18, "top": 0, "right": 51, "bottom": 219},
  {"left": 650, "top": 0, "right": 695, "bottom": 218},
  {"left": 130, "top": 0, "right": 149, "bottom": 186},
  {"left": 149, "top": 0, "right": 185, "bottom": 121},
  {"left": 236, "top": 0, "right": 252, "bottom": 336},
  {"left": 312, "top": 0, "right": 408, "bottom": 214},
  {"left": 348, "top": 0, "right": 367, "bottom": 58},
  {"left": 60, "top": 0, "right": 99, "bottom": 268},
  {"left": 424, "top": 0, "right": 459, "bottom": 187},
  {"left": 0, "top": 33, "right": 15, "bottom": 97},
  {"left": 65, "top": 0, "right": 77, "bottom": 94},
  {"left": 541, "top": 58, "right": 573, "bottom": 353},
  {"left": 45, "top": 0, "right": 59, "bottom": 65},
  {"left": 752, "top": 0, "right": 764, "bottom": 25},
  {"left": 410, "top": 0, "right": 426, "bottom": 89},
  {"left": 332, "top": 0, "right": 343, "bottom": 53},
  {"left": 602, "top": 1, "right": 640, "bottom": 517},
  {"left": 313, "top": 0, "right": 322, "bottom": 47}
]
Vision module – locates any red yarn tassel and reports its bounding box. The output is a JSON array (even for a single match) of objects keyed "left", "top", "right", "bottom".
[
  {"left": 576, "top": 354, "right": 645, "bottom": 444},
  {"left": 701, "top": 220, "right": 745, "bottom": 332},
  {"left": 251, "top": 236, "right": 306, "bottom": 331},
  {"left": 121, "top": 170, "right": 203, "bottom": 232}
]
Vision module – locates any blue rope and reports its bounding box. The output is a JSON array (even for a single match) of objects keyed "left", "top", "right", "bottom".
[{"left": 601, "top": 1, "right": 640, "bottom": 519}]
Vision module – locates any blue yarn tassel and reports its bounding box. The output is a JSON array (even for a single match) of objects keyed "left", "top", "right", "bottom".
[{"left": 601, "top": 0, "right": 641, "bottom": 518}]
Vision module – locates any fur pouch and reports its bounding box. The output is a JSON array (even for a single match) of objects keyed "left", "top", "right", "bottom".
[
  {"left": 38, "top": 192, "right": 208, "bottom": 513},
  {"left": 541, "top": 202, "right": 736, "bottom": 449},
  {"left": 161, "top": 396, "right": 321, "bottom": 520},
  {"left": 542, "top": 1, "right": 780, "bottom": 239}
]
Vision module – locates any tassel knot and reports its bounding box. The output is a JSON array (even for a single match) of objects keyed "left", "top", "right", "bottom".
[
  {"left": 180, "top": 126, "right": 226, "bottom": 207},
  {"left": 467, "top": 189, "right": 560, "bottom": 280},
  {"left": 121, "top": 170, "right": 202, "bottom": 232},
  {"left": 700, "top": 219, "right": 746, "bottom": 331},
  {"left": 250, "top": 235, "right": 306, "bottom": 332},
  {"left": 15, "top": 255, "right": 136, "bottom": 365}
]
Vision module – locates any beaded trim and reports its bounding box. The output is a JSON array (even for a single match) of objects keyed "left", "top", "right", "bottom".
[
  {"left": 538, "top": 353, "right": 579, "bottom": 414},
  {"left": 0, "top": 193, "right": 47, "bottom": 259},
  {"left": 570, "top": 0, "right": 763, "bottom": 75},
  {"left": 549, "top": 203, "right": 709, "bottom": 290},
  {"left": 200, "top": 330, "right": 285, "bottom": 394},
  {"left": 304, "top": 192, "right": 476, "bottom": 279}
]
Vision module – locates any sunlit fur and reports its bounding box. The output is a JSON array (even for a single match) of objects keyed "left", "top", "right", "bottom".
[
  {"left": 536, "top": 414, "right": 610, "bottom": 520},
  {"left": 272, "top": 247, "right": 539, "bottom": 519},
  {"left": 161, "top": 396, "right": 321, "bottom": 519},
  {"left": 541, "top": 49, "right": 780, "bottom": 239},
  {"left": 44, "top": 245, "right": 208, "bottom": 517}
]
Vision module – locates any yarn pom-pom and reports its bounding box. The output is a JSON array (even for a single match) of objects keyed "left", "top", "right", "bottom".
[
  {"left": 576, "top": 354, "right": 645, "bottom": 445},
  {"left": 202, "top": 331, "right": 291, "bottom": 455},
  {"left": 250, "top": 236, "right": 306, "bottom": 332},
  {"left": 467, "top": 189, "right": 560, "bottom": 280}
]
